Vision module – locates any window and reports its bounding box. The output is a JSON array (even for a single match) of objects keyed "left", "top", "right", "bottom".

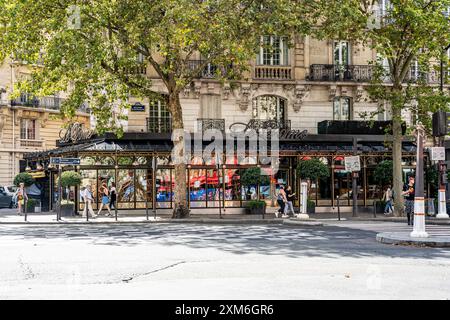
[
  {"left": 252, "top": 95, "right": 286, "bottom": 122},
  {"left": 20, "top": 119, "right": 36, "bottom": 140},
  {"left": 333, "top": 97, "right": 352, "bottom": 120},
  {"left": 148, "top": 99, "right": 171, "bottom": 133},
  {"left": 333, "top": 41, "right": 350, "bottom": 65},
  {"left": 257, "top": 36, "right": 289, "bottom": 66},
  {"left": 200, "top": 95, "right": 222, "bottom": 119}
]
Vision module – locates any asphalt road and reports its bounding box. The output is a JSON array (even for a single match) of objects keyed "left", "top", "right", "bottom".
[{"left": 0, "top": 221, "right": 449, "bottom": 299}]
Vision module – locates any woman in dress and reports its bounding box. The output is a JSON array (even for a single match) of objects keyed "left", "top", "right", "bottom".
[
  {"left": 15, "top": 183, "right": 28, "bottom": 215},
  {"left": 97, "top": 182, "right": 112, "bottom": 217}
]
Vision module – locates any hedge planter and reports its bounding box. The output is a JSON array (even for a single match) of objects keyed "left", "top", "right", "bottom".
[
  {"left": 60, "top": 204, "right": 75, "bottom": 217},
  {"left": 246, "top": 200, "right": 266, "bottom": 215}
]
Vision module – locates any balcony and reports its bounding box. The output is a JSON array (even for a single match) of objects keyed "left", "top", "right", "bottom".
[
  {"left": 187, "top": 60, "right": 228, "bottom": 79},
  {"left": 309, "top": 64, "right": 374, "bottom": 82},
  {"left": 125, "top": 64, "right": 147, "bottom": 75},
  {"left": 11, "top": 94, "right": 64, "bottom": 110},
  {"left": 253, "top": 65, "right": 293, "bottom": 80},
  {"left": 197, "top": 118, "right": 225, "bottom": 133},
  {"left": 18, "top": 139, "right": 44, "bottom": 148},
  {"left": 146, "top": 118, "right": 172, "bottom": 134},
  {"left": 317, "top": 120, "right": 406, "bottom": 135}
]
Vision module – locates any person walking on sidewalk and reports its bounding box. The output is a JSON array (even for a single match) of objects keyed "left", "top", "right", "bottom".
[
  {"left": 15, "top": 183, "right": 28, "bottom": 215},
  {"left": 82, "top": 185, "right": 96, "bottom": 218},
  {"left": 97, "top": 182, "right": 112, "bottom": 217},
  {"left": 276, "top": 185, "right": 287, "bottom": 218},
  {"left": 382, "top": 185, "right": 393, "bottom": 215},
  {"left": 284, "top": 186, "right": 296, "bottom": 218},
  {"left": 403, "top": 176, "right": 415, "bottom": 225},
  {"left": 109, "top": 182, "right": 117, "bottom": 210}
]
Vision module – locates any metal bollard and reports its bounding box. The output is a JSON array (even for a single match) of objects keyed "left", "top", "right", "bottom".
[
  {"left": 146, "top": 199, "right": 149, "bottom": 221},
  {"left": 337, "top": 196, "right": 341, "bottom": 221},
  {"left": 85, "top": 200, "right": 89, "bottom": 222},
  {"left": 373, "top": 201, "right": 377, "bottom": 218},
  {"left": 115, "top": 203, "right": 118, "bottom": 221},
  {"left": 24, "top": 199, "right": 27, "bottom": 222}
]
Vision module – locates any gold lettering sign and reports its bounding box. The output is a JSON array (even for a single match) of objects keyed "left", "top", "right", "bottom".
[{"left": 59, "top": 122, "right": 94, "bottom": 144}]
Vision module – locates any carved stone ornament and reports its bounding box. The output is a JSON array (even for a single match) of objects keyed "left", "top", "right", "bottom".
[
  {"left": 239, "top": 83, "right": 251, "bottom": 112},
  {"left": 207, "top": 82, "right": 215, "bottom": 93},
  {"left": 194, "top": 81, "right": 202, "bottom": 99},
  {"left": 355, "top": 85, "right": 364, "bottom": 102},
  {"left": 183, "top": 85, "right": 191, "bottom": 98},
  {"left": 39, "top": 112, "right": 49, "bottom": 128},
  {"left": 223, "top": 83, "right": 231, "bottom": 100},
  {"left": 329, "top": 85, "right": 337, "bottom": 102},
  {"left": 293, "top": 85, "right": 311, "bottom": 113}
]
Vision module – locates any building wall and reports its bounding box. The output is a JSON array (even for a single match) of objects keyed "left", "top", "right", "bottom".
[{"left": 0, "top": 60, "right": 90, "bottom": 186}]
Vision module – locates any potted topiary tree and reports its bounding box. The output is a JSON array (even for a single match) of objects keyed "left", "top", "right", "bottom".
[
  {"left": 241, "top": 167, "right": 270, "bottom": 215},
  {"left": 297, "top": 158, "right": 330, "bottom": 214},
  {"left": 59, "top": 171, "right": 82, "bottom": 217},
  {"left": 373, "top": 160, "right": 393, "bottom": 213}
]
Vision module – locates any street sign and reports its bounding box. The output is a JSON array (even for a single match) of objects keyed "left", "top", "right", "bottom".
[
  {"left": 131, "top": 102, "right": 145, "bottom": 112},
  {"left": 431, "top": 147, "right": 446, "bottom": 161},
  {"left": 50, "top": 157, "right": 61, "bottom": 165},
  {"left": 344, "top": 156, "right": 361, "bottom": 172},
  {"left": 50, "top": 157, "right": 80, "bottom": 166}
]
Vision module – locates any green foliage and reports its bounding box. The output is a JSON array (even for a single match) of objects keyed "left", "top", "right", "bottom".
[
  {"left": 241, "top": 167, "right": 270, "bottom": 187},
  {"left": 246, "top": 200, "right": 266, "bottom": 209},
  {"left": 59, "top": 171, "right": 82, "bottom": 187},
  {"left": 373, "top": 160, "right": 393, "bottom": 186},
  {"left": 0, "top": 0, "right": 309, "bottom": 134},
  {"left": 426, "top": 166, "right": 439, "bottom": 198},
  {"left": 26, "top": 198, "right": 38, "bottom": 210},
  {"left": 14, "top": 173, "right": 35, "bottom": 187},
  {"left": 307, "top": 199, "right": 316, "bottom": 209},
  {"left": 297, "top": 158, "right": 330, "bottom": 181}
]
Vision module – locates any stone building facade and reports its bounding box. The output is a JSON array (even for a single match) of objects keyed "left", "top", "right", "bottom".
[{"left": 0, "top": 60, "right": 90, "bottom": 186}]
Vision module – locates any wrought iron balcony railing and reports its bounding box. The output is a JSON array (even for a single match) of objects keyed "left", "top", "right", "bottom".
[
  {"left": 147, "top": 117, "right": 172, "bottom": 134},
  {"left": 187, "top": 60, "right": 232, "bottom": 79},
  {"left": 197, "top": 118, "right": 225, "bottom": 133},
  {"left": 253, "top": 65, "right": 293, "bottom": 80},
  {"left": 309, "top": 64, "right": 440, "bottom": 84},
  {"left": 11, "top": 93, "right": 64, "bottom": 110},
  {"left": 309, "top": 64, "right": 374, "bottom": 82}
]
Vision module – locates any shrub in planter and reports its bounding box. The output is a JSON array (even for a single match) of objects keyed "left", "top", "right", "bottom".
[
  {"left": 245, "top": 200, "right": 266, "bottom": 215},
  {"left": 307, "top": 199, "right": 316, "bottom": 214},
  {"left": 374, "top": 200, "right": 387, "bottom": 213},
  {"left": 14, "top": 173, "right": 35, "bottom": 187},
  {"left": 57, "top": 171, "right": 82, "bottom": 217},
  {"left": 26, "top": 198, "right": 37, "bottom": 212}
]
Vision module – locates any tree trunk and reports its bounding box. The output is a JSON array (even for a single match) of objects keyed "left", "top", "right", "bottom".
[
  {"left": 392, "top": 106, "right": 405, "bottom": 217},
  {"left": 168, "top": 91, "right": 189, "bottom": 219}
]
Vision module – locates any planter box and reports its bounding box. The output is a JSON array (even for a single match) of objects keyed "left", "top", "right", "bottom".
[
  {"left": 307, "top": 206, "right": 315, "bottom": 214},
  {"left": 60, "top": 204, "right": 75, "bottom": 217}
]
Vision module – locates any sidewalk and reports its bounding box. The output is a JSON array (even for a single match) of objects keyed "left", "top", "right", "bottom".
[{"left": 0, "top": 208, "right": 448, "bottom": 225}]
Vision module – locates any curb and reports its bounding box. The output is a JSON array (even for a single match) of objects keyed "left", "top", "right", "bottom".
[
  {"left": 358, "top": 218, "right": 450, "bottom": 225},
  {"left": 283, "top": 219, "right": 323, "bottom": 227},
  {"left": 376, "top": 232, "right": 450, "bottom": 248}
]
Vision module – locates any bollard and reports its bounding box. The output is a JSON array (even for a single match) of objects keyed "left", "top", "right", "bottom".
[
  {"left": 373, "top": 201, "right": 377, "bottom": 218},
  {"left": 115, "top": 203, "right": 118, "bottom": 221},
  {"left": 85, "top": 199, "right": 89, "bottom": 222},
  {"left": 146, "top": 199, "right": 149, "bottom": 221},
  {"left": 24, "top": 198, "right": 27, "bottom": 222},
  {"left": 337, "top": 196, "right": 341, "bottom": 221}
]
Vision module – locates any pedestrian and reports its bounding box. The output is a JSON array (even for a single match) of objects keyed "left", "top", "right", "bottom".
[
  {"left": 109, "top": 182, "right": 117, "bottom": 210},
  {"left": 284, "top": 185, "right": 296, "bottom": 218},
  {"left": 97, "top": 182, "right": 112, "bottom": 217},
  {"left": 15, "top": 182, "right": 28, "bottom": 215},
  {"left": 382, "top": 185, "right": 393, "bottom": 215},
  {"left": 276, "top": 185, "right": 287, "bottom": 218},
  {"left": 82, "top": 185, "right": 96, "bottom": 218},
  {"left": 403, "top": 176, "right": 415, "bottom": 225}
]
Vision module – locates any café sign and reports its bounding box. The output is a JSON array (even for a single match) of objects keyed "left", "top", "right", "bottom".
[{"left": 59, "top": 122, "right": 95, "bottom": 145}]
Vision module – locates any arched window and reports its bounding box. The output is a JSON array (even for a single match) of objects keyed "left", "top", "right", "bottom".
[{"left": 252, "top": 95, "right": 286, "bottom": 122}]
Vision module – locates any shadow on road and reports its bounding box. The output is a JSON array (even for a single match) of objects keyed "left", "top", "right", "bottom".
[{"left": 0, "top": 223, "right": 448, "bottom": 260}]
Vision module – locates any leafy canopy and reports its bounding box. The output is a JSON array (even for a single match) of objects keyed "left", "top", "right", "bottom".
[
  {"left": 0, "top": 0, "right": 314, "bottom": 134},
  {"left": 297, "top": 158, "right": 330, "bottom": 181}
]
